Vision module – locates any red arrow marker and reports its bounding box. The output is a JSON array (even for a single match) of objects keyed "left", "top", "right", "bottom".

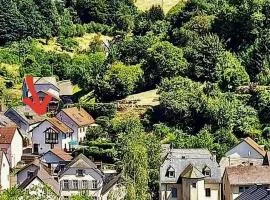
[{"left": 23, "top": 75, "right": 52, "bottom": 115}]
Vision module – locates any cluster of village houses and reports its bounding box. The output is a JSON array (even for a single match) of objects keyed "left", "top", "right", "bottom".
[
  {"left": 0, "top": 77, "right": 124, "bottom": 199},
  {"left": 160, "top": 137, "right": 270, "bottom": 200},
  {"left": 0, "top": 76, "right": 269, "bottom": 200}
]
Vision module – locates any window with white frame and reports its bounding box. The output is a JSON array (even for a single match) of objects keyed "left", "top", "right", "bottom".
[
  {"left": 167, "top": 165, "right": 175, "bottom": 178},
  {"left": 73, "top": 180, "right": 78, "bottom": 189},
  {"left": 82, "top": 180, "right": 88, "bottom": 189},
  {"left": 92, "top": 180, "right": 98, "bottom": 189},
  {"left": 63, "top": 180, "right": 69, "bottom": 190}
]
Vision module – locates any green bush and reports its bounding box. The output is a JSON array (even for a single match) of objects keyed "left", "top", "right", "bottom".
[
  {"left": 84, "top": 22, "right": 114, "bottom": 35},
  {"left": 57, "top": 37, "right": 79, "bottom": 52}
]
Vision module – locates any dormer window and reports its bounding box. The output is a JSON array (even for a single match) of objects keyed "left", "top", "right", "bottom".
[
  {"left": 169, "top": 171, "right": 175, "bottom": 178},
  {"left": 203, "top": 166, "right": 211, "bottom": 177},
  {"left": 167, "top": 166, "right": 175, "bottom": 178},
  {"left": 27, "top": 171, "right": 34, "bottom": 178},
  {"left": 77, "top": 169, "right": 84, "bottom": 176}
]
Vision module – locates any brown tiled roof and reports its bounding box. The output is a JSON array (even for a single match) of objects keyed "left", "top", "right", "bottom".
[
  {"left": 0, "top": 127, "right": 18, "bottom": 144},
  {"left": 49, "top": 148, "right": 73, "bottom": 161},
  {"left": 244, "top": 137, "right": 266, "bottom": 157},
  {"left": 47, "top": 118, "right": 72, "bottom": 133},
  {"left": 61, "top": 107, "right": 95, "bottom": 126},
  {"left": 226, "top": 165, "right": 270, "bottom": 185}
]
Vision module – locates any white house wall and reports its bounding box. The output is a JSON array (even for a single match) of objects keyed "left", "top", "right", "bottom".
[
  {"left": 56, "top": 111, "right": 79, "bottom": 144},
  {"left": 10, "top": 129, "right": 23, "bottom": 168},
  {"left": 59, "top": 173, "right": 102, "bottom": 197},
  {"left": 0, "top": 153, "right": 10, "bottom": 190},
  {"left": 225, "top": 141, "right": 263, "bottom": 159},
  {"left": 32, "top": 120, "right": 71, "bottom": 154}
]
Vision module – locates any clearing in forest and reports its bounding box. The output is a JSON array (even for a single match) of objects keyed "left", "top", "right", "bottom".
[{"left": 135, "top": 0, "right": 180, "bottom": 13}]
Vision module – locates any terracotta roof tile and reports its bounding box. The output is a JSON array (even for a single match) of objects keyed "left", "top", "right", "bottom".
[
  {"left": 47, "top": 118, "right": 72, "bottom": 133},
  {"left": 0, "top": 127, "right": 18, "bottom": 144},
  {"left": 244, "top": 137, "right": 266, "bottom": 157},
  {"left": 61, "top": 107, "right": 95, "bottom": 127},
  {"left": 49, "top": 148, "right": 73, "bottom": 161},
  {"left": 226, "top": 165, "right": 270, "bottom": 185}
]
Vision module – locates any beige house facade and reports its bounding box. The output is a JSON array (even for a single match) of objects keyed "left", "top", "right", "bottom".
[{"left": 160, "top": 148, "right": 221, "bottom": 200}]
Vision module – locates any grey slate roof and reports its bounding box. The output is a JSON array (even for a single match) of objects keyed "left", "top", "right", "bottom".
[
  {"left": 235, "top": 185, "right": 270, "bottom": 200},
  {"left": 59, "top": 154, "right": 103, "bottom": 177},
  {"left": 0, "top": 112, "right": 16, "bottom": 127},
  {"left": 19, "top": 166, "right": 60, "bottom": 195},
  {"left": 6, "top": 106, "right": 45, "bottom": 125},
  {"left": 160, "top": 148, "right": 221, "bottom": 184},
  {"left": 101, "top": 174, "right": 122, "bottom": 195}
]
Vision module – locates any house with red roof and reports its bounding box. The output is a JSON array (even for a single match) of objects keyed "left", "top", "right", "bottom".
[{"left": 0, "top": 127, "right": 23, "bottom": 168}]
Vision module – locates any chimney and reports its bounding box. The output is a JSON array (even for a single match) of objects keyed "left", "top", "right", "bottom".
[{"left": 212, "top": 151, "right": 217, "bottom": 162}]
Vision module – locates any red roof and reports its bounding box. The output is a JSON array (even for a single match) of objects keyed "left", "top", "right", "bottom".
[{"left": 0, "top": 127, "right": 18, "bottom": 144}]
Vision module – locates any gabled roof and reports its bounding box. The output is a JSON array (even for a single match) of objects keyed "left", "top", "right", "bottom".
[
  {"left": 225, "top": 165, "right": 270, "bottom": 185},
  {"left": 0, "top": 127, "right": 21, "bottom": 144},
  {"left": 160, "top": 148, "right": 221, "bottom": 184},
  {"left": 47, "top": 118, "right": 72, "bottom": 133},
  {"left": 19, "top": 166, "right": 60, "bottom": 195},
  {"left": 59, "top": 154, "right": 103, "bottom": 177},
  {"left": 5, "top": 106, "right": 45, "bottom": 125},
  {"left": 60, "top": 107, "right": 95, "bottom": 127},
  {"left": 180, "top": 164, "right": 205, "bottom": 179},
  {"left": 244, "top": 137, "right": 266, "bottom": 157},
  {"left": 33, "top": 77, "right": 57, "bottom": 86},
  {"left": 45, "top": 148, "right": 73, "bottom": 161},
  {"left": 65, "top": 153, "right": 96, "bottom": 168}
]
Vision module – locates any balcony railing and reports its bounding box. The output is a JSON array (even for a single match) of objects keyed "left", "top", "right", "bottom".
[{"left": 45, "top": 139, "right": 58, "bottom": 144}]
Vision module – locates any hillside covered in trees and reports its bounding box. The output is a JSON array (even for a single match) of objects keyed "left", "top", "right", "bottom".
[{"left": 1, "top": 0, "right": 270, "bottom": 199}]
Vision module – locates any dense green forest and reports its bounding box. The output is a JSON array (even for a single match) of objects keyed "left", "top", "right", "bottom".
[{"left": 1, "top": 0, "right": 270, "bottom": 199}]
